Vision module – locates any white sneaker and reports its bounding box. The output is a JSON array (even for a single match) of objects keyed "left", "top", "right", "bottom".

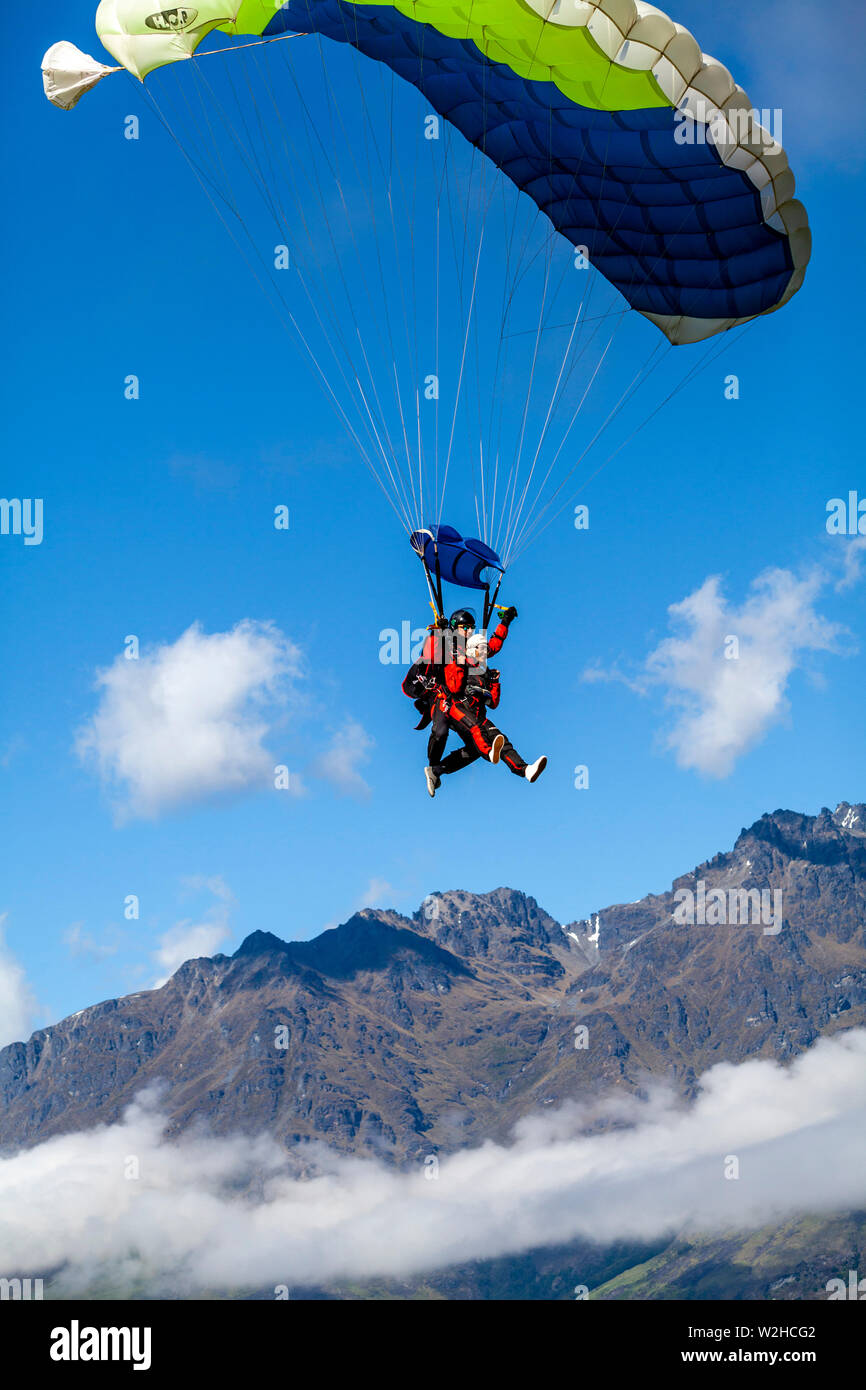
[
  {"left": 489, "top": 734, "right": 505, "bottom": 765},
  {"left": 524, "top": 755, "right": 547, "bottom": 783},
  {"left": 425, "top": 766, "right": 440, "bottom": 798}
]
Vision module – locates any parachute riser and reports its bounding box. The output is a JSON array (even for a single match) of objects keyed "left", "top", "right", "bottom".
[
  {"left": 431, "top": 544, "right": 445, "bottom": 622},
  {"left": 483, "top": 571, "right": 505, "bottom": 631},
  {"left": 420, "top": 555, "right": 443, "bottom": 625}
]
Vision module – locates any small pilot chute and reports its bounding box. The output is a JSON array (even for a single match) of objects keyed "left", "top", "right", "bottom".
[{"left": 41, "top": 41, "right": 118, "bottom": 110}]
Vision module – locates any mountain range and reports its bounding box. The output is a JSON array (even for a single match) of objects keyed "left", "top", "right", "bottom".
[{"left": 2, "top": 800, "right": 864, "bottom": 1298}]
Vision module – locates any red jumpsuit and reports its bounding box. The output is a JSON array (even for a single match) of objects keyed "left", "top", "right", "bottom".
[{"left": 403, "top": 614, "right": 528, "bottom": 777}]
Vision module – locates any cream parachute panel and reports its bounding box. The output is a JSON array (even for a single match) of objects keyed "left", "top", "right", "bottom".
[
  {"left": 520, "top": 0, "right": 810, "bottom": 343},
  {"left": 94, "top": 0, "right": 242, "bottom": 79}
]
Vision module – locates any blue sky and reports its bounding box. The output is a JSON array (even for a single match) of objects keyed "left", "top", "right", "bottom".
[{"left": 2, "top": 1, "right": 864, "bottom": 1038}]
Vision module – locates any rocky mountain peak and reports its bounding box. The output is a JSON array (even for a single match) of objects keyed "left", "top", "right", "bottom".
[
  {"left": 233, "top": 930, "right": 289, "bottom": 959},
  {"left": 410, "top": 886, "right": 588, "bottom": 978}
]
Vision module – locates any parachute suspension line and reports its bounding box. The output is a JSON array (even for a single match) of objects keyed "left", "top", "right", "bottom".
[
  {"left": 338, "top": 49, "right": 418, "bottom": 522},
  {"left": 486, "top": 187, "right": 547, "bottom": 554},
  {"left": 487, "top": 164, "right": 609, "bottom": 559},
  {"left": 498, "top": 279, "right": 623, "bottom": 563},
  {"left": 489, "top": 188, "right": 555, "bottom": 519},
  {"left": 255, "top": 43, "right": 422, "bottom": 530},
  {"left": 435, "top": 189, "right": 442, "bottom": 535},
  {"left": 466, "top": 155, "right": 494, "bottom": 550},
  {"left": 508, "top": 334, "right": 668, "bottom": 563},
  {"left": 492, "top": 77, "right": 683, "bottom": 563},
  {"left": 187, "top": 51, "right": 408, "bottom": 519},
  {"left": 237, "top": 42, "right": 403, "bottom": 517},
  {"left": 497, "top": 229, "right": 555, "bottom": 561},
  {"left": 438, "top": 119, "right": 498, "bottom": 535},
  {"left": 138, "top": 75, "right": 416, "bottom": 540},
  {"left": 509, "top": 159, "right": 768, "bottom": 567},
  {"left": 412, "top": 21, "right": 440, "bottom": 538},
  {"left": 274, "top": 44, "right": 417, "bottom": 518},
  {"left": 380, "top": 65, "right": 427, "bottom": 531},
  {"left": 429, "top": 119, "right": 465, "bottom": 528},
  {"left": 325, "top": 6, "right": 427, "bottom": 531},
  {"left": 382, "top": 63, "right": 428, "bottom": 528},
  {"left": 482, "top": 22, "right": 559, "bottom": 555},
  {"left": 508, "top": 330, "right": 736, "bottom": 564},
  {"left": 478, "top": 437, "right": 487, "bottom": 546},
  {"left": 489, "top": 449, "right": 501, "bottom": 554},
  {"left": 494, "top": 99, "right": 667, "bottom": 566},
  {"left": 152, "top": 64, "right": 421, "bottom": 539},
  {"left": 437, "top": 124, "right": 478, "bottom": 522},
  {"left": 575, "top": 322, "right": 757, "bottom": 503},
  {"left": 470, "top": 55, "right": 496, "bottom": 547},
  {"left": 438, "top": 221, "right": 486, "bottom": 533},
  {"left": 258, "top": 97, "right": 420, "bottom": 536},
  {"left": 502, "top": 318, "right": 622, "bottom": 564},
  {"left": 498, "top": 291, "right": 587, "bottom": 564},
  {"left": 521, "top": 323, "right": 757, "bottom": 560},
  {"left": 324, "top": 35, "right": 428, "bottom": 532},
  {"left": 498, "top": 119, "right": 621, "bottom": 562},
  {"left": 484, "top": 184, "right": 528, "bottom": 528}
]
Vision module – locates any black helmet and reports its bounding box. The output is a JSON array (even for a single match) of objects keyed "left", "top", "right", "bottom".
[{"left": 449, "top": 608, "right": 476, "bottom": 630}]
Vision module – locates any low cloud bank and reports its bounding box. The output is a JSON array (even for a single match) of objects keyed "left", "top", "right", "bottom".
[{"left": 1, "top": 1030, "right": 864, "bottom": 1296}]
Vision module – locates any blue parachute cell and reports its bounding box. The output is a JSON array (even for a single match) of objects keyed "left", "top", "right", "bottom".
[{"left": 410, "top": 525, "right": 504, "bottom": 591}]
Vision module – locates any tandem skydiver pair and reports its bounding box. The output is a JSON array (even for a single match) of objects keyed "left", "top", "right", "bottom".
[{"left": 402, "top": 605, "right": 547, "bottom": 799}]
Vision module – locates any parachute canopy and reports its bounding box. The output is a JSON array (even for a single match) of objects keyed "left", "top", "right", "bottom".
[
  {"left": 410, "top": 527, "right": 504, "bottom": 592},
  {"left": 75, "top": 0, "right": 810, "bottom": 345},
  {"left": 43, "top": 1, "right": 812, "bottom": 582}
]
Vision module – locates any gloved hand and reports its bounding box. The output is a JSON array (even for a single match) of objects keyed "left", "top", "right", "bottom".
[
  {"left": 500, "top": 606, "right": 518, "bottom": 623},
  {"left": 433, "top": 616, "right": 450, "bottom": 630}
]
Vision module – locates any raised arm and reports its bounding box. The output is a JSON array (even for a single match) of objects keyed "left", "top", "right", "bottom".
[{"left": 487, "top": 606, "right": 517, "bottom": 656}]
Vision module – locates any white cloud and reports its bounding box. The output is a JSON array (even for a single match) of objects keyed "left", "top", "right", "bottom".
[
  {"left": 152, "top": 922, "right": 231, "bottom": 987},
  {"left": 63, "top": 923, "right": 119, "bottom": 961},
  {"left": 152, "top": 878, "right": 235, "bottom": 986},
  {"left": 355, "top": 877, "right": 393, "bottom": 910},
  {"left": 0, "top": 1030, "right": 864, "bottom": 1296},
  {"left": 835, "top": 536, "right": 866, "bottom": 592},
  {"left": 649, "top": 569, "right": 841, "bottom": 776},
  {"left": 312, "top": 719, "right": 374, "bottom": 800},
  {"left": 0, "top": 916, "right": 39, "bottom": 1049},
  {"left": 76, "top": 622, "right": 302, "bottom": 821},
  {"left": 320, "top": 876, "right": 395, "bottom": 932},
  {"left": 586, "top": 565, "right": 849, "bottom": 777}
]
